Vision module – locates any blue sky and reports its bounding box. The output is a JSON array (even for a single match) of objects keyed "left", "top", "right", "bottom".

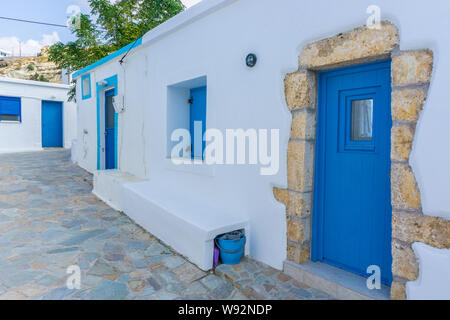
[{"left": 0, "top": 0, "right": 201, "bottom": 56}]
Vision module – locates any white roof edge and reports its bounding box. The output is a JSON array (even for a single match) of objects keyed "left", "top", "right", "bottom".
[
  {"left": 0, "top": 76, "right": 71, "bottom": 89},
  {"left": 141, "top": 0, "right": 241, "bottom": 47}
]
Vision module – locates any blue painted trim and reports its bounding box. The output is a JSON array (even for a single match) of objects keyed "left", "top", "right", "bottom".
[
  {"left": 96, "top": 74, "right": 118, "bottom": 170},
  {"left": 341, "top": 89, "right": 379, "bottom": 152},
  {"left": 73, "top": 38, "right": 143, "bottom": 79},
  {"left": 0, "top": 96, "right": 22, "bottom": 122},
  {"left": 114, "top": 110, "right": 118, "bottom": 168},
  {"left": 96, "top": 85, "right": 101, "bottom": 170},
  {"left": 189, "top": 86, "right": 207, "bottom": 160},
  {"left": 311, "top": 71, "right": 327, "bottom": 262},
  {"left": 19, "top": 97, "right": 22, "bottom": 122},
  {"left": 81, "top": 74, "right": 92, "bottom": 100}
]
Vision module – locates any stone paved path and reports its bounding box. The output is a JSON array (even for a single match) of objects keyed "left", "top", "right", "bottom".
[
  {"left": 0, "top": 150, "right": 332, "bottom": 300},
  {"left": 215, "top": 259, "right": 332, "bottom": 300}
]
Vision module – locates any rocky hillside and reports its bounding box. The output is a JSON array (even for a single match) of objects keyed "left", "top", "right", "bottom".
[{"left": 0, "top": 47, "right": 62, "bottom": 84}]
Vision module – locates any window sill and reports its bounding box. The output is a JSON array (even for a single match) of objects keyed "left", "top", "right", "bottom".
[
  {"left": 164, "top": 158, "right": 215, "bottom": 177},
  {"left": 0, "top": 121, "right": 21, "bottom": 124}
]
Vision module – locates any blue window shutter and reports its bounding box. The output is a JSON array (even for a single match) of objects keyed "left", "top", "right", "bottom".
[
  {"left": 0, "top": 96, "right": 21, "bottom": 115},
  {"left": 189, "top": 86, "right": 207, "bottom": 160}
]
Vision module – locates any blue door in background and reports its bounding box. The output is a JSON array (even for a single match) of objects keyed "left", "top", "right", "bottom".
[
  {"left": 312, "top": 61, "right": 392, "bottom": 285},
  {"left": 189, "top": 86, "right": 207, "bottom": 160},
  {"left": 105, "top": 89, "right": 116, "bottom": 169},
  {"left": 42, "top": 101, "right": 63, "bottom": 148}
]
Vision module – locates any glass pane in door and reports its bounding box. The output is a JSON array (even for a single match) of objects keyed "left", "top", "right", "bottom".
[{"left": 351, "top": 99, "right": 373, "bottom": 141}]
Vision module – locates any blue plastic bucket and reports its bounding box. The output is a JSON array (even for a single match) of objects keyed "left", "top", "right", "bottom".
[{"left": 215, "top": 234, "right": 246, "bottom": 265}]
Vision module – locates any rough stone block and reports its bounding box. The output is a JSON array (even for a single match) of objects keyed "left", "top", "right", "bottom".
[
  {"left": 291, "top": 109, "right": 316, "bottom": 140},
  {"left": 392, "top": 89, "right": 426, "bottom": 122},
  {"left": 391, "top": 124, "right": 414, "bottom": 162},
  {"left": 284, "top": 71, "right": 315, "bottom": 111},
  {"left": 392, "top": 240, "right": 419, "bottom": 281},
  {"left": 390, "top": 281, "right": 406, "bottom": 300},
  {"left": 290, "top": 192, "right": 313, "bottom": 217},
  {"left": 287, "top": 244, "right": 310, "bottom": 265},
  {"left": 287, "top": 141, "right": 314, "bottom": 192},
  {"left": 301, "top": 217, "right": 311, "bottom": 243},
  {"left": 391, "top": 164, "right": 421, "bottom": 210},
  {"left": 273, "top": 188, "right": 312, "bottom": 217},
  {"left": 287, "top": 218, "right": 303, "bottom": 243},
  {"left": 299, "top": 22, "right": 399, "bottom": 69},
  {"left": 392, "top": 50, "right": 433, "bottom": 86},
  {"left": 273, "top": 188, "right": 288, "bottom": 205},
  {"left": 392, "top": 212, "right": 450, "bottom": 248}
]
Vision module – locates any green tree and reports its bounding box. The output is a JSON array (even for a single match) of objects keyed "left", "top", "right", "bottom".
[{"left": 48, "top": 0, "right": 185, "bottom": 100}]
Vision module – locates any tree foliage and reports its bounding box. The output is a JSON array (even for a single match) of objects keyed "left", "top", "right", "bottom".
[{"left": 48, "top": 0, "right": 185, "bottom": 100}]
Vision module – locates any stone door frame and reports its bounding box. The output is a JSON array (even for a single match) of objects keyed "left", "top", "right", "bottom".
[{"left": 274, "top": 21, "right": 438, "bottom": 299}]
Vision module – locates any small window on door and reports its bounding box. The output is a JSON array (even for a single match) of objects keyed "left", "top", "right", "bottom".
[
  {"left": 351, "top": 99, "right": 373, "bottom": 141},
  {"left": 0, "top": 96, "right": 21, "bottom": 122},
  {"left": 106, "top": 94, "right": 115, "bottom": 127},
  {"left": 339, "top": 90, "right": 378, "bottom": 152},
  {"left": 81, "top": 74, "right": 92, "bottom": 100}
]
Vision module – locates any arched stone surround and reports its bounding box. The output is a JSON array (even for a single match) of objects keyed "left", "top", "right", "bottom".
[{"left": 274, "top": 21, "right": 449, "bottom": 299}]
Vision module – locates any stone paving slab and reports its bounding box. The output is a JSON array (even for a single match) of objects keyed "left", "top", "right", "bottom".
[
  {"left": 215, "top": 258, "right": 333, "bottom": 300},
  {"left": 0, "top": 150, "right": 332, "bottom": 300}
]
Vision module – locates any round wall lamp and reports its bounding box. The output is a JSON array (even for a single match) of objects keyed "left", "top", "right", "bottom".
[{"left": 246, "top": 53, "right": 257, "bottom": 68}]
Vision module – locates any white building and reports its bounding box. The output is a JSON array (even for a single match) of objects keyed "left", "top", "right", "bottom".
[
  {"left": 0, "top": 77, "right": 77, "bottom": 153},
  {"left": 0, "top": 49, "right": 11, "bottom": 57},
  {"left": 72, "top": 0, "right": 450, "bottom": 300}
]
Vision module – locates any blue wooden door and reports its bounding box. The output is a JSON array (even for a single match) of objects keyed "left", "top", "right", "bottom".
[
  {"left": 105, "top": 89, "right": 116, "bottom": 169},
  {"left": 190, "top": 86, "right": 207, "bottom": 160},
  {"left": 313, "top": 61, "right": 392, "bottom": 285},
  {"left": 42, "top": 101, "right": 63, "bottom": 148}
]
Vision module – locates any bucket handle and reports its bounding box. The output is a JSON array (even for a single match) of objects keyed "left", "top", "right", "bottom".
[{"left": 214, "top": 237, "right": 246, "bottom": 254}]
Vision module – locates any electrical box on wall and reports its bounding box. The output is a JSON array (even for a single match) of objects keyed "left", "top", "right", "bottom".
[{"left": 112, "top": 94, "right": 125, "bottom": 113}]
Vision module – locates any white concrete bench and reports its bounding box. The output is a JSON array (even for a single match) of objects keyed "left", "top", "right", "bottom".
[
  {"left": 92, "top": 170, "right": 143, "bottom": 211},
  {"left": 122, "top": 181, "right": 249, "bottom": 271}
]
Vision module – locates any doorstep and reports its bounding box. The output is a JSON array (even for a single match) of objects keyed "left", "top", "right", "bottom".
[{"left": 283, "top": 260, "right": 390, "bottom": 300}]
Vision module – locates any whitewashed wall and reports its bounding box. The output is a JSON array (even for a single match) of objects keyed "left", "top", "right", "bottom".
[
  {"left": 75, "top": 62, "right": 145, "bottom": 174},
  {"left": 75, "top": 0, "right": 450, "bottom": 298},
  {"left": 0, "top": 77, "right": 77, "bottom": 153}
]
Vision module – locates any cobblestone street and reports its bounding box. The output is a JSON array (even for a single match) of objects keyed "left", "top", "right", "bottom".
[{"left": 0, "top": 150, "right": 332, "bottom": 300}]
